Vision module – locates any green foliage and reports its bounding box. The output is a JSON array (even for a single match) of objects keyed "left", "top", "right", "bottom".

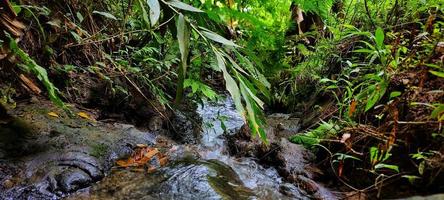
[
  {"left": 293, "top": 0, "right": 335, "bottom": 20},
  {"left": 8, "top": 36, "right": 67, "bottom": 111},
  {"left": 290, "top": 121, "right": 339, "bottom": 147}
]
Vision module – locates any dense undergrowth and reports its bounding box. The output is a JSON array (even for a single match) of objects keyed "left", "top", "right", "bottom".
[{"left": 0, "top": 0, "right": 443, "bottom": 198}]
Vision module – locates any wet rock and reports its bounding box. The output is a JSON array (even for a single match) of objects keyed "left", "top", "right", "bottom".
[
  {"left": 158, "top": 160, "right": 253, "bottom": 200},
  {"left": 277, "top": 138, "right": 314, "bottom": 180},
  {"left": 228, "top": 113, "right": 337, "bottom": 199},
  {"left": 56, "top": 168, "right": 92, "bottom": 193},
  {"left": 279, "top": 183, "right": 308, "bottom": 200},
  {"left": 0, "top": 100, "right": 159, "bottom": 199}
]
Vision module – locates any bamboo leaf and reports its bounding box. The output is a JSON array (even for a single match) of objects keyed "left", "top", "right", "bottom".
[
  {"left": 92, "top": 11, "right": 118, "bottom": 20},
  {"left": 167, "top": 0, "right": 203, "bottom": 12},
  {"left": 175, "top": 14, "right": 190, "bottom": 104},
  {"left": 430, "top": 70, "right": 444, "bottom": 78},
  {"left": 147, "top": 0, "right": 161, "bottom": 25},
  {"left": 177, "top": 14, "right": 190, "bottom": 70},
  {"left": 215, "top": 51, "right": 245, "bottom": 119},
  {"left": 202, "top": 31, "right": 239, "bottom": 47}
]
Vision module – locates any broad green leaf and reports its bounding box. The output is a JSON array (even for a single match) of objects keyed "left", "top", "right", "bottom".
[
  {"left": 365, "top": 80, "right": 388, "bottom": 112},
  {"left": 430, "top": 70, "right": 444, "bottom": 78},
  {"left": 375, "top": 27, "right": 385, "bottom": 49},
  {"left": 167, "top": 0, "right": 204, "bottom": 12},
  {"left": 147, "top": 0, "right": 160, "bottom": 25},
  {"left": 92, "top": 11, "right": 117, "bottom": 20},
  {"left": 202, "top": 31, "right": 239, "bottom": 47}
]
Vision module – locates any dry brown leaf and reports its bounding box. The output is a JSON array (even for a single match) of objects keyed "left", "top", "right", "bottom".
[
  {"left": 116, "top": 147, "right": 160, "bottom": 168},
  {"left": 348, "top": 100, "right": 357, "bottom": 117},
  {"left": 19, "top": 74, "right": 41, "bottom": 94}
]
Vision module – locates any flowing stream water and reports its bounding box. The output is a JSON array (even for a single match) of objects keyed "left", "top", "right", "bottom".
[
  {"left": 0, "top": 98, "right": 335, "bottom": 199},
  {"left": 70, "top": 98, "right": 302, "bottom": 200}
]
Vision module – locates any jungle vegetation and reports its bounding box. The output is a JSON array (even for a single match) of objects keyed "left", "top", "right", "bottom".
[{"left": 0, "top": 0, "right": 443, "bottom": 198}]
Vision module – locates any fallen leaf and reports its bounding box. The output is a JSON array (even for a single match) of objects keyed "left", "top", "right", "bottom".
[
  {"left": 77, "top": 112, "right": 95, "bottom": 121},
  {"left": 348, "top": 100, "right": 357, "bottom": 117},
  {"left": 116, "top": 147, "right": 160, "bottom": 168},
  {"left": 47, "top": 112, "right": 59, "bottom": 118},
  {"left": 19, "top": 74, "right": 41, "bottom": 94}
]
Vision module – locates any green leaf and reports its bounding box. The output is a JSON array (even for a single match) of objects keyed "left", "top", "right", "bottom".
[
  {"left": 375, "top": 27, "right": 385, "bottom": 49},
  {"left": 402, "top": 175, "right": 421, "bottom": 184},
  {"left": 240, "top": 83, "right": 266, "bottom": 142},
  {"left": 202, "top": 31, "right": 239, "bottom": 47},
  {"left": 177, "top": 14, "right": 190, "bottom": 72},
  {"left": 365, "top": 80, "right": 388, "bottom": 112},
  {"left": 389, "top": 91, "right": 401, "bottom": 99},
  {"left": 167, "top": 0, "right": 204, "bottom": 12},
  {"left": 8, "top": 36, "right": 67, "bottom": 111},
  {"left": 138, "top": 0, "right": 151, "bottom": 28},
  {"left": 375, "top": 163, "right": 399, "bottom": 173},
  {"left": 147, "top": 0, "right": 160, "bottom": 25},
  {"left": 214, "top": 51, "right": 245, "bottom": 118},
  {"left": 76, "top": 12, "right": 84, "bottom": 22},
  {"left": 70, "top": 31, "right": 82, "bottom": 43},
  {"left": 431, "top": 104, "right": 444, "bottom": 120},
  {"left": 174, "top": 14, "right": 190, "bottom": 104},
  {"left": 430, "top": 70, "right": 444, "bottom": 78},
  {"left": 92, "top": 11, "right": 117, "bottom": 20}
]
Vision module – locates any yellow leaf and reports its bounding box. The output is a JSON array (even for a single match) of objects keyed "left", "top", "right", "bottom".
[
  {"left": 47, "top": 112, "right": 59, "bottom": 118},
  {"left": 77, "top": 112, "right": 94, "bottom": 121}
]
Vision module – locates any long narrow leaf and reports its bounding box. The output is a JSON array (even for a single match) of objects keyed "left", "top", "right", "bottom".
[
  {"left": 202, "top": 31, "right": 239, "bottom": 47},
  {"left": 167, "top": 0, "right": 203, "bottom": 12},
  {"left": 214, "top": 50, "right": 245, "bottom": 119},
  {"left": 147, "top": 0, "right": 161, "bottom": 25}
]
